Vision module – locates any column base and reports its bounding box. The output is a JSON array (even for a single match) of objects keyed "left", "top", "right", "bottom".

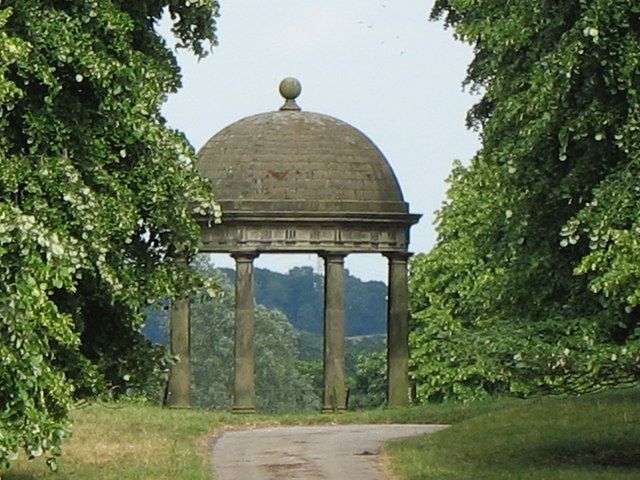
[
  {"left": 232, "top": 406, "right": 256, "bottom": 414},
  {"left": 321, "top": 407, "right": 347, "bottom": 414}
]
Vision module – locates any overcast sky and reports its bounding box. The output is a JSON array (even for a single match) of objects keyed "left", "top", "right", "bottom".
[{"left": 161, "top": 0, "right": 480, "bottom": 282}]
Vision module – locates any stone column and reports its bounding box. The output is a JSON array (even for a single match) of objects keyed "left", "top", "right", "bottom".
[
  {"left": 232, "top": 252, "right": 258, "bottom": 413},
  {"left": 386, "top": 252, "right": 411, "bottom": 407},
  {"left": 167, "top": 259, "right": 191, "bottom": 408},
  {"left": 322, "top": 253, "right": 347, "bottom": 412}
]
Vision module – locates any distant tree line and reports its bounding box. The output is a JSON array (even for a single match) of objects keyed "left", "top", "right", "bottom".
[{"left": 219, "top": 266, "right": 388, "bottom": 336}]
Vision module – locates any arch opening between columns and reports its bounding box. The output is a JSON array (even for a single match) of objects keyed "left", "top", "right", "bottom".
[{"left": 167, "top": 247, "right": 414, "bottom": 412}]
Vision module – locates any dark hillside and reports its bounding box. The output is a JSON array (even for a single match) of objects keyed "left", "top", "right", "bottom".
[{"left": 219, "top": 266, "right": 387, "bottom": 336}]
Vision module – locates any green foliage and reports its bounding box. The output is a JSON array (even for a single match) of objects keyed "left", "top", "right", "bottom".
[
  {"left": 345, "top": 335, "right": 386, "bottom": 375},
  {"left": 0, "top": 0, "right": 219, "bottom": 470},
  {"left": 410, "top": 0, "right": 640, "bottom": 401},
  {"left": 295, "top": 330, "right": 324, "bottom": 362},
  {"left": 294, "top": 360, "right": 324, "bottom": 405},
  {"left": 293, "top": 332, "right": 388, "bottom": 409},
  {"left": 350, "top": 351, "right": 387, "bottom": 408},
  {"left": 190, "top": 257, "right": 320, "bottom": 413}
]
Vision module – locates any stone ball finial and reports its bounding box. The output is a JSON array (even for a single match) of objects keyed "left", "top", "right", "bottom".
[{"left": 279, "top": 77, "right": 302, "bottom": 111}]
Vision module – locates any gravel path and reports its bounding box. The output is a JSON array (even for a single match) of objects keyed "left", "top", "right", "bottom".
[{"left": 211, "top": 424, "right": 447, "bottom": 480}]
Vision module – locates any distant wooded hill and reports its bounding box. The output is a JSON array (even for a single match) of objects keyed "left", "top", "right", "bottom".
[{"left": 218, "top": 266, "right": 387, "bottom": 336}]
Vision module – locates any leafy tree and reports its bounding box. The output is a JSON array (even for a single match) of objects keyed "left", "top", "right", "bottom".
[
  {"left": 0, "top": 0, "right": 219, "bottom": 470},
  {"left": 292, "top": 329, "right": 388, "bottom": 409},
  {"left": 295, "top": 359, "right": 324, "bottom": 406},
  {"left": 350, "top": 351, "right": 387, "bottom": 409},
  {"left": 293, "top": 331, "right": 387, "bottom": 409},
  {"left": 345, "top": 335, "right": 386, "bottom": 377},
  {"left": 410, "top": 0, "right": 640, "bottom": 401}
]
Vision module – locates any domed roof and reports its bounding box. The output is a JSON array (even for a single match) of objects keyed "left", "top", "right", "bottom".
[{"left": 196, "top": 79, "right": 409, "bottom": 216}]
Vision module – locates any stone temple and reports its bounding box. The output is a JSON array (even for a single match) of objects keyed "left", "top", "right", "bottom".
[{"left": 167, "top": 78, "right": 420, "bottom": 412}]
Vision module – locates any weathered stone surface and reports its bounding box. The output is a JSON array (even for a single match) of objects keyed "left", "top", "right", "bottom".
[
  {"left": 387, "top": 253, "right": 410, "bottom": 407},
  {"left": 167, "top": 295, "right": 191, "bottom": 408},
  {"left": 232, "top": 253, "right": 257, "bottom": 413},
  {"left": 200, "top": 221, "right": 411, "bottom": 254},
  {"left": 197, "top": 110, "right": 409, "bottom": 216},
  {"left": 195, "top": 100, "right": 419, "bottom": 254},
  {"left": 322, "top": 254, "right": 347, "bottom": 412}
]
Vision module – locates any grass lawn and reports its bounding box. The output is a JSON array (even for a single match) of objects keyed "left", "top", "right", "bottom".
[
  {"left": 2, "top": 404, "right": 231, "bottom": 480},
  {"left": 2, "top": 388, "right": 639, "bottom": 479},
  {"left": 1, "top": 400, "right": 473, "bottom": 480},
  {"left": 387, "top": 387, "right": 640, "bottom": 480}
]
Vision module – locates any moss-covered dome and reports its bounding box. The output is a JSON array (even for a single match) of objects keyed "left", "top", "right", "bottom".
[{"left": 196, "top": 80, "right": 409, "bottom": 216}]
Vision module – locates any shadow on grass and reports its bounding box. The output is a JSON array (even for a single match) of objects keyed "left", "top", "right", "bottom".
[{"left": 530, "top": 441, "right": 640, "bottom": 469}]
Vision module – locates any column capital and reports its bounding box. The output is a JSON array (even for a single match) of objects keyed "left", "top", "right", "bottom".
[
  {"left": 231, "top": 251, "right": 259, "bottom": 263},
  {"left": 385, "top": 251, "right": 413, "bottom": 263},
  {"left": 320, "top": 252, "right": 348, "bottom": 262}
]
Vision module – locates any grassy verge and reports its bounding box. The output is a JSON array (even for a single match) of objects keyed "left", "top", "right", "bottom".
[
  {"left": 3, "top": 403, "right": 232, "bottom": 480},
  {"left": 387, "top": 387, "right": 640, "bottom": 480}
]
